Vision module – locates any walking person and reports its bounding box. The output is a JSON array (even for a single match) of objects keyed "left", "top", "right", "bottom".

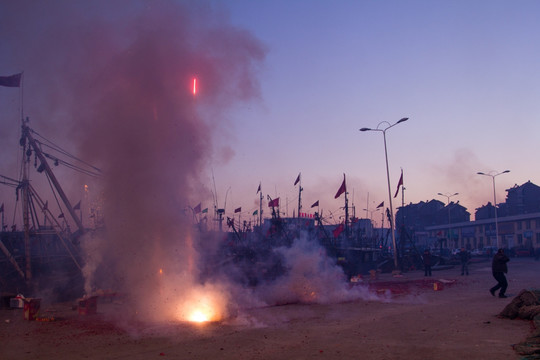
[
  {"left": 490, "top": 248, "right": 510, "bottom": 298},
  {"left": 459, "top": 247, "right": 470, "bottom": 275},
  {"left": 422, "top": 249, "right": 432, "bottom": 277}
]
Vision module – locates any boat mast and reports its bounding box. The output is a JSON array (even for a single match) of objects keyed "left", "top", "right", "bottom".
[
  {"left": 22, "top": 124, "right": 85, "bottom": 234},
  {"left": 21, "top": 118, "right": 32, "bottom": 281},
  {"left": 259, "top": 185, "right": 262, "bottom": 226},
  {"left": 345, "top": 186, "right": 349, "bottom": 237},
  {"left": 296, "top": 173, "right": 302, "bottom": 218}
]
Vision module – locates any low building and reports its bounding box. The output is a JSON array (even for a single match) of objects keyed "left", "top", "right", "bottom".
[{"left": 425, "top": 212, "right": 540, "bottom": 252}]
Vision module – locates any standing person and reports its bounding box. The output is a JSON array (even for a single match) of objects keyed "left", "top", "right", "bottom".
[
  {"left": 422, "top": 249, "right": 432, "bottom": 277},
  {"left": 490, "top": 248, "right": 510, "bottom": 298},
  {"left": 459, "top": 248, "right": 470, "bottom": 275}
]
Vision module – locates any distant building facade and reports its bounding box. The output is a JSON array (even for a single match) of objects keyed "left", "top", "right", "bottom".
[
  {"left": 395, "top": 199, "right": 470, "bottom": 249},
  {"left": 420, "top": 181, "right": 540, "bottom": 251},
  {"left": 425, "top": 212, "right": 540, "bottom": 251}
]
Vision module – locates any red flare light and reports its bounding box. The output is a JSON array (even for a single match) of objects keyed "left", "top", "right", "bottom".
[{"left": 192, "top": 77, "right": 197, "bottom": 95}]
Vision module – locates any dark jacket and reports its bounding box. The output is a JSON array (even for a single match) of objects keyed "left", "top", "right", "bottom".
[
  {"left": 423, "top": 252, "right": 432, "bottom": 266},
  {"left": 459, "top": 250, "right": 470, "bottom": 264},
  {"left": 492, "top": 252, "right": 510, "bottom": 273}
]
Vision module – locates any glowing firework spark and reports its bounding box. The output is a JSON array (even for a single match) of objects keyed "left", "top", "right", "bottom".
[
  {"left": 188, "top": 309, "right": 210, "bottom": 323},
  {"left": 192, "top": 77, "right": 197, "bottom": 95},
  {"left": 174, "top": 285, "right": 229, "bottom": 323}
]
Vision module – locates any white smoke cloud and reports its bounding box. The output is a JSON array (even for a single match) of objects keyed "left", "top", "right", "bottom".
[{"left": 1, "top": 2, "right": 402, "bottom": 325}]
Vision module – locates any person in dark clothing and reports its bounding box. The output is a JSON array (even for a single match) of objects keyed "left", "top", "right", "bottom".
[
  {"left": 459, "top": 248, "right": 470, "bottom": 275},
  {"left": 423, "top": 249, "right": 432, "bottom": 277},
  {"left": 489, "top": 248, "right": 510, "bottom": 298}
]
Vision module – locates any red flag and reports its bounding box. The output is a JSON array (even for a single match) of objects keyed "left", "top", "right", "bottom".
[
  {"left": 311, "top": 200, "right": 319, "bottom": 208},
  {"left": 394, "top": 170, "right": 403, "bottom": 198},
  {"left": 334, "top": 175, "right": 346, "bottom": 199},
  {"left": 333, "top": 223, "right": 344, "bottom": 238},
  {"left": 193, "top": 203, "right": 202, "bottom": 214},
  {"left": 0, "top": 73, "right": 22, "bottom": 87},
  {"left": 268, "top": 197, "right": 280, "bottom": 207},
  {"left": 234, "top": 207, "right": 241, "bottom": 213},
  {"left": 294, "top": 173, "right": 300, "bottom": 185},
  {"left": 376, "top": 201, "right": 384, "bottom": 209}
]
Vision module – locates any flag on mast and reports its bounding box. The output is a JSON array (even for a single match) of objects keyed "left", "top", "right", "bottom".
[
  {"left": 0, "top": 73, "right": 22, "bottom": 87},
  {"left": 256, "top": 183, "right": 261, "bottom": 194},
  {"left": 234, "top": 207, "right": 241, "bottom": 213},
  {"left": 394, "top": 169, "right": 403, "bottom": 198},
  {"left": 193, "top": 203, "right": 202, "bottom": 214},
  {"left": 311, "top": 200, "right": 319, "bottom": 208},
  {"left": 334, "top": 174, "right": 346, "bottom": 199},
  {"left": 294, "top": 173, "right": 300, "bottom": 186},
  {"left": 333, "top": 223, "right": 344, "bottom": 238},
  {"left": 268, "top": 197, "right": 279, "bottom": 207},
  {"left": 376, "top": 201, "right": 384, "bottom": 208}
]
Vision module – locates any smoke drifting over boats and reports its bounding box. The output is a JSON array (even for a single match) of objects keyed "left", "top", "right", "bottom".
[{"left": 1, "top": 1, "right": 380, "bottom": 322}]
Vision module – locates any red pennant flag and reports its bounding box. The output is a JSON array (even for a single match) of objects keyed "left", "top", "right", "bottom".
[
  {"left": 193, "top": 203, "right": 202, "bottom": 214},
  {"left": 334, "top": 175, "right": 346, "bottom": 199},
  {"left": 376, "top": 201, "right": 384, "bottom": 209},
  {"left": 333, "top": 223, "right": 344, "bottom": 238},
  {"left": 234, "top": 207, "right": 241, "bottom": 213},
  {"left": 394, "top": 170, "right": 403, "bottom": 198},
  {"left": 0, "top": 73, "right": 22, "bottom": 87},
  {"left": 268, "top": 197, "right": 280, "bottom": 207},
  {"left": 311, "top": 200, "right": 319, "bottom": 208},
  {"left": 294, "top": 173, "right": 300, "bottom": 185}
]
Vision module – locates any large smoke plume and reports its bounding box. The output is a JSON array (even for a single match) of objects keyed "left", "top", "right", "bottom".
[
  {"left": 1, "top": 1, "right": 387, "bottom": 323},
  {"left": 1, "top": 1, "right": 265, "bottom": 320}
]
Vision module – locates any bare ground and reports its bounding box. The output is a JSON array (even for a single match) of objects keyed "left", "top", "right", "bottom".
[{"left": 1, "top": 257, "right": 539, "bottom": 360}]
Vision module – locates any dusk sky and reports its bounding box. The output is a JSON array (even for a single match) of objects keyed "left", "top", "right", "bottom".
[
  {"left": 213, "top": 0, "right": 540, "bottom": 223},
  {"left": 1, "top": 1, "right": 539, "bottom": 227}
]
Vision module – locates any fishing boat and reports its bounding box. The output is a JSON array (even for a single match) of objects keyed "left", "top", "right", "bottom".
[
  {"left": 0, "top": 120, "right": 98, "bottom": 300},
  {"left": 192, "top": 174, "right": 391, "bottom": 290}
]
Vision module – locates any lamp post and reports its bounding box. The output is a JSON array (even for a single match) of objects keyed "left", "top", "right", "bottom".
[
  {"left": 437, "top": 192, "right": 459, "bottom": 249},
  {"left": 360, "top": 117, "right": 408, "bottom": 269},
  {"left": 477, "top": 170, "right": 510, "bottom": 249}
]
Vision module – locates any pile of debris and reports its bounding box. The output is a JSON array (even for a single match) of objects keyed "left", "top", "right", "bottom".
[{"left": 499, "top": 289, "right": 540, "bottom": 359}]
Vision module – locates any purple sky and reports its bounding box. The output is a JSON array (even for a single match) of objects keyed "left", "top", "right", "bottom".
[{"left": 212, "top": 0, "right": 540, "bottom": 224}]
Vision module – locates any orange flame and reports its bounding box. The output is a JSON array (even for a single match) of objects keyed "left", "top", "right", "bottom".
[{"left": 174, "top": 285, "right": 228, "bottom": 323}]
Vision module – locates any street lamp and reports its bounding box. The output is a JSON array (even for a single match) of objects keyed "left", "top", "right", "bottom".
[
  {"left": 437, "top": 192, "right": 459, "bottom": 249},
  {"left": 360, "top": 117, "right": 408, "bottom": 270},
  {"left": 477, "top": 170, "right": 510, "bottom": 249}
]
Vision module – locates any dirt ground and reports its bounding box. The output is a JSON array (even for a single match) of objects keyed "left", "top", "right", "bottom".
[{"left": 1, "top": 257, "right": 539, "bottom": 360}]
